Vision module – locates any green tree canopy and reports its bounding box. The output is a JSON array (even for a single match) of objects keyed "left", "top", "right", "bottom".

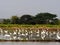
[
  {"left": 2, "top": 12, "right": 59, "bottom": 25},
  {"left": 19, "top": 14, "right": 34, "bottom": 24},
  {"left": 11, "top": 16, "right": 19, "bottom": 24},
  {"left": 35, "top": 13, "right": 58, "bottom": 24},
  {"left": 3, "top": 19, "right": 11, "bottom": 24}
]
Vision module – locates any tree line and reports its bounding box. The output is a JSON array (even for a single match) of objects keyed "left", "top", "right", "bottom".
[{"left": 3, "top": 12, "right": 59, "bottom": 25}]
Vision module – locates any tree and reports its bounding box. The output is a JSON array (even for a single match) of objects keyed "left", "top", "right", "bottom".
[
  {"left": 35, "top": 13, "right": 58, "bottom": 24},
  {"left": 19, "top": 14, "right": 34, "bottom": 24},
  {"left": 50, "top": 18, "right": 59, "bottom": 24},
  {"left": 11, "top": 16, "right": 19, "bottom": 24},
  {"left": 3, "top": 19, "right": 11, "bottom": 24}
]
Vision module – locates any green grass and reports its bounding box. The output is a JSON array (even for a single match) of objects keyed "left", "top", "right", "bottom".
[{"left": 0, "top": 24, "right": 60, "bottom": 28}]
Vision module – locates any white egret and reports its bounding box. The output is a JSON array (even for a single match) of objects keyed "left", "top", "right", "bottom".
[{"left": 57, "top": 32, "right": 60, "bottom": 39}]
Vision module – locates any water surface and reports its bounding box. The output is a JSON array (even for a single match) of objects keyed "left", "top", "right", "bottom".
[{"left": 0, "top": 42, "right": 60, "bottom": 45}]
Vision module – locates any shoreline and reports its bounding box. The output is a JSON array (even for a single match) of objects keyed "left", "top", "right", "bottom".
[{"left": 0, "top": 40, "right": 60, "bottom": 42}]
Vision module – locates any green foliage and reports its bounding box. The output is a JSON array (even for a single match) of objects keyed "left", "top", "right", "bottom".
[
  {"left": 19, "top": 14, "right": 34, "bottom": 24},
  {"left": 35, "top": 13, "right": 57, "bottom": 24},
  {"left": 2, "top": 12, "right": 59, "bottom": 25},
  {"left": 11, "top": 16, "right": 19, "bottom": 24},
  {"left": 3, "top": 19, "right": 11, "bottom": 24}
]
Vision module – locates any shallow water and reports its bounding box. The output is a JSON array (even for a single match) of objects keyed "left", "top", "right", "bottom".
[{"left": 0, "top": 42, "right": 60, "bottom": 45}]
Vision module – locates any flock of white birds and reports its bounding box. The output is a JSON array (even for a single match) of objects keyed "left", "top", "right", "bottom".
[{"left": 0, "top": 28, "right": 60, "bottom": 40}]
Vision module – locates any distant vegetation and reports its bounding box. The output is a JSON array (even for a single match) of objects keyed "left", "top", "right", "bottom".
[{"left": 2, "top": 12, "right": 59, "bottom": 25}]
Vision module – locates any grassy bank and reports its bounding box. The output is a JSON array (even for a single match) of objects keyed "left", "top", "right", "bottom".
[{"left": 0, "top": 24, "right": 60, "bottom": 28}]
